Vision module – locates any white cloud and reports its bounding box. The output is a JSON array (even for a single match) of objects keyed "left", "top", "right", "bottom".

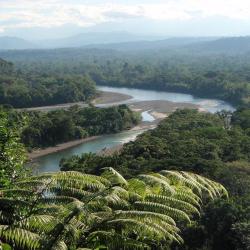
[{"left": 1, "top": 0, "right": 250, "bottom": 32}]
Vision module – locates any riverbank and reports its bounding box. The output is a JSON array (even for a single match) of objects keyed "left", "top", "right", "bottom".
[
  {"left": 28, "top": 99, "right": 200, "bottom": 161},
  {"left": 27, "top": 122, "right": 155, "bottom": 161},
  {"left": 97, "top": 101, "right": 200, "bottom": 157},
  {"left": 93, "top": 91, "right": 132, "bottom": 104},
  {"left": 98, "top": 122, "right": 157, "bottom": 156},
  {"left": 20, "top": 90, "right": 133, "bottom": 112},
  {"left": 128, "top": 100, "right": 199, "bottom": 121},
  {"left": 129, "top": 100, "right": 199, "bottom": 113},
  {"left": 28, "top": 136, "right": 100, "bottom": 160}
]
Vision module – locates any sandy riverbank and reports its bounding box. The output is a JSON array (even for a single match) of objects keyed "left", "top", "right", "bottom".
[
  {"left": 129, "top": 100, "right": 199, "bottom": 120},
  {"left": 93, "top": 91, "right": 132, "bottom": 104},
  {"left": 28, "top": 136, "right": 100, "bottom": 160},
  {"left": 27, "top": 122, "right": 154, "bottom": 160},
  {"left": 20, "top": 91, "right": 133, "bottom": 112},
  {"left": 129, "top": 100, "right": 199, "bottom": 114}
]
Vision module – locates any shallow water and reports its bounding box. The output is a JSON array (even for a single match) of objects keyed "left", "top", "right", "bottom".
[
  {"left": 141, "top": 110, "right": 155, "bottom": 122},
  {"left": 97, "top": 86, "right": 235, "bottom": 113},
  {"left": 32, "top": 129, "right": 145, "bottom": 173},
  {"left": 33, "top": 86, "right": 235, "bottom": 173}
]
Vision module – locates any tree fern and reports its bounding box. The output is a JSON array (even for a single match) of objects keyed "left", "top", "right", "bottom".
[{"left": 0, "top": 168, "right": 227, "bottom": 249}]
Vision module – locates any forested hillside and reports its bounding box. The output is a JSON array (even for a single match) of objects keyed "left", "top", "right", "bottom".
[
  {"left": 0, "top": 58, "right": 96, "bottom": 107},
  {"left": 1, "top": 49, "right": 249, "bottom": 107},
  {"left": 61, "top": 108, "right": 250, "bottom": 249}
]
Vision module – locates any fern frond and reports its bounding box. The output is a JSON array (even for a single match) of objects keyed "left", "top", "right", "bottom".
[
  {"left": 50, "top": 240, "right": 68, "bottom": 250},
  {"left": 138, "top": 174, "right": 175, "bottom": 194},
  {"left": 54, "top": 171, "right": 110, "bottom": 186},
  {"left": 101, "top": 167, "right": 128, "bottom": 186},
  {"left": 39, "top": 196, "right": 79, "bottom": 205},
  {"left": 104, "top": 193, "right": 129, "bottom": 208},
  {"left": 107, "top": 218, "right": 182, "bottom": 244},
  {"left": 76, "top": 247, "right": 92, "bottom": 250},
  {"left": 0, "top": 225, "right": 41, "bottom": 249},
  {"left": 114, "top": 210, "right": 176, "bottom": 226},
  {"left": 18, "top": 215, "right": 57, "bottom": 233},
  {"left": 160, "top": 170, "right": 202, "bottom": 194},
  {"left": 146, "top": 194, "right": 200, "bottom": 216},
  {"left": 0, "top": 169, "right": 228, "bottom": 250},
  {"left": 0, "top": 189, "right": 35, "bottom": 197},
  {"left": 77, "top": 248, "right": 92, "bottom": 250},
  {"left": 87, "top": 230, "right": 150, "bottom": 250},
  {"left": 0, "top": 198, "right": 30, "bottom": 208},
  {"left": 33, "top": 205, "right": 68, "bottom": 216},
  {"left": 53, "top": 179, "right": 106, "bottom": 192},
  {"left": 180, "top": 172, "right": 215, "bottom": 198},
  {"left": 127, "top": 178, "right": 147, "bottom": 199},
  {"left": 191, "top": 173, "right": 228, "bottom": 198},
  {"left": 49, "top": 187, "right": 92, "bottom": 200},
  {"left": 173, "top": 190, "right": 201, "bottom": 209},
  {"left": 135, "top": 201, "right": 191, "bottom": 223},
  {"left": 113, "top": 211, "right": 181, "bottom": 242}
]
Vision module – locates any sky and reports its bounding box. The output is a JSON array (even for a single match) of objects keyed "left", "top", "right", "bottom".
[{"left": 1, "top": 0, "right": 250, "bottom": 39}]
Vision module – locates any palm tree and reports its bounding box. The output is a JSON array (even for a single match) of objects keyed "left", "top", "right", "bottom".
[{"left": 0, "top": 168, "right": 227, "bottom": 250}]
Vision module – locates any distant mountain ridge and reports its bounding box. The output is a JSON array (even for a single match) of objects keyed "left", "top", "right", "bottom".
[
  {"left": 0, "top": 34, "right": 217, "bottom": 51},
  {"left": 39, "top": 32, "right": 160, "bottom": 48},
  {"left": 1, "top": 34, "right": 250, "bottom": 55},
  {"left": 0, "top": 36, "right": 37, "bottom": 50},
  {"left": 186, "top": 36, "right": 250, "bottom": 54},
  {"left": 83, "top": 37, "right": 217, "bottom": 51}
]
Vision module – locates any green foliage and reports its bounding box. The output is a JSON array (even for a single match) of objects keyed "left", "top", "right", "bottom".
[
  {"left": 61, "top": 108, "right": 250, "bottom": 249},
  {"left": 61, "top": 109, "right": 250, "bottom": 178},
  {"left": 232, "top": 107, "right": 250, "bottom": 130},
  {"left": 0, "top": 110, "right": 27, "bottom": 188},
  {"left": 0, "top": 168, "right": 227, "bottom": 250},
  {"left": 18, "top": 104, "right": 139, "bottom": 149},
  {"left": 1, "top": 49, "right": 250, "bottom": 106},
  {"left": 0, "top": 59, "right": 13, "bottom": 75},
  {"left": 0, "top": 73, "right": 96, "bottom": 108}
]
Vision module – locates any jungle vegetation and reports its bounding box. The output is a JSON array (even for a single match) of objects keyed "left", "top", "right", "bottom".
[
  {"left": 60, "top": 108, "right": 250, "bottom": 249},
  {"left": 0, "top": 58, "right": 96, "bottom": 108},
  {"left": 1, "top": 104, "right": 140, "bottom": 149},
  {"left": 0, "top": 110, "right": 228, "bottom": 249},
  {"left": 0, "top": 166, "right": 228, "bottom": 249},
  {"left": 0, "top": 48, "right": 249, "bottom": 249},
  {"left": 0, "top": 49, "right": 250, "bottom": 107}
]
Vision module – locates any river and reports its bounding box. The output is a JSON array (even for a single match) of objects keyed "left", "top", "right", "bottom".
[{"left": 32, "top": 86, "right": 235, "bottom": 173}]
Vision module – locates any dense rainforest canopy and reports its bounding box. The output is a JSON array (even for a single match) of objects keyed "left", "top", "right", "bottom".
[
  {"left": 0, "top": 58, "right": 96, "bottom": 108},
  {"left": 61, "top": 108, "right": 250, "bottom": 249},
  {"left": 3, "top": 104, "right": 140, "bottom": 149},
  {"left": 0, "top": 48, "right": 250, "bottom": 107}
]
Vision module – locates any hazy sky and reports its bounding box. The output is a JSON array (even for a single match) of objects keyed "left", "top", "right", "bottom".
[{"left": 1, "top": 0, "right": 250, "bottom": 39}]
